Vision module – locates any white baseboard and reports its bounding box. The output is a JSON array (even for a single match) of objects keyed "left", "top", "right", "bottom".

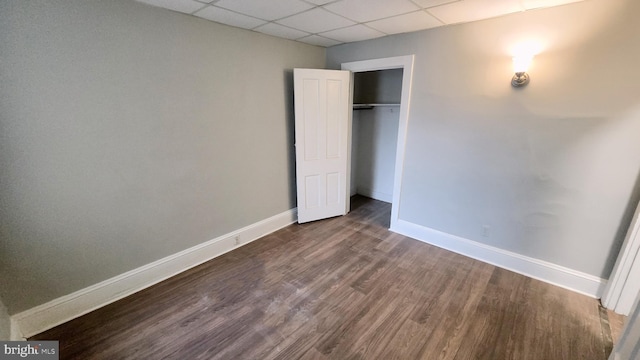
[
  {"left": 356, "top": 187, "right": 392, "bottom": 203},
  {"left": 390, "top": 219, "right": 607, "bottom": 298},
  {"left": 12, "top": 208, "right": 298, "bottom": 339},
  {"left": 10, "top": 318, "right": 24, "bottom": 341}
]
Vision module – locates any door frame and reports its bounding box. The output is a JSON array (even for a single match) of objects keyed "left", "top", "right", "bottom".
[
  {"left": 602, "top": 199, "right": 640, "bottom": 315},
  {"left": 341, "top": 55, "right": 415, "bottom": 230},
  {"left": 609, "top": 291, "right": 640, "bottom": 359}
]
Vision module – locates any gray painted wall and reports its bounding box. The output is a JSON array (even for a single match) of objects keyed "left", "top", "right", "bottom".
[
  {"left": 0, "top": 297, "right": 9, "bottom": 340},
  {"left": 0, "top": 0, "right": 325, "bottom": 313},
  {"left": 328, "top": 0, "right": 640, "bottom": 278},
  {"left": 350, "top": 110, "right": 360, "bottom": 196}
]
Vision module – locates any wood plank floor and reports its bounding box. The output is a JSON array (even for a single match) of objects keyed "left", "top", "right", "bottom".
[{"left": 32, "top": 196, "right": 624, "bottom": 359}]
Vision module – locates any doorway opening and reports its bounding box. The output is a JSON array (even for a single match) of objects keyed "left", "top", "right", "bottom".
[
  {"left": 350, "top": 69, "right": 402, "bottom": 205},
  {"left": 342, "top": 55, "right": 415, "bottom": 231}
]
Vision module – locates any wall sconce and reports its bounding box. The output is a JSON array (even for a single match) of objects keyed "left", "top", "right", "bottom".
[{"left": 511, "top": 54, "right": 532, "bottom": 87}]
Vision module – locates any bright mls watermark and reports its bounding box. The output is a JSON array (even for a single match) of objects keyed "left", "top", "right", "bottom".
[{"left": 0, "top": 341, "right": 58, "bottom": 359}]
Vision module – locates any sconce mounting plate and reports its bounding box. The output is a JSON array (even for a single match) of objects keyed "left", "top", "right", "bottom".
[{"left": 511, "top": 72, "right": 530, "bottom": 87}]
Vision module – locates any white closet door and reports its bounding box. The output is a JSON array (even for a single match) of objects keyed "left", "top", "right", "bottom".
[{"left": 293, "top": 68, "right": 351, "bottom": 224}]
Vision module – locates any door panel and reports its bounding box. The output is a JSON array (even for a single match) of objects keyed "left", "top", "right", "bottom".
[
  {"left": 294, "top": 69, "right": 351, "bottom": 224},
  {"left": 305, "top": 175, "right": 320, "bottom": 209},
  {"left": 302, "top": 79, "right": 320, "bottom": 161},
  {"left": 327, "top": 172, "right": 341, "bottom": 205}
]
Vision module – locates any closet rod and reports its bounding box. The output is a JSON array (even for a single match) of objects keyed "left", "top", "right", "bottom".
[{"left": 353, "top": 103, "right": 400, "bottom": 110}]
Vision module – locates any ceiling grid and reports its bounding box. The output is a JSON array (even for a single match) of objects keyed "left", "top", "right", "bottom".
[{"left": 135, "top": 0, "right": 585, "bottom": 47}]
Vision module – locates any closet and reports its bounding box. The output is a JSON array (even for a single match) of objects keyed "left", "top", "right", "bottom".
[{"left": 350, "top": 69, "right": 403, "bottom": 203}]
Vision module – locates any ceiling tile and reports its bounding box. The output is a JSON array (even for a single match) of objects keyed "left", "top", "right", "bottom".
[
  {"left": 297, "top": 35, "right": 343, "bottom": 47},
  {"left": 277, "top": 8, "right": 355, "bottom": 34},
  {"left": 320, "top": 24, "right": 385, "bottom": 43},
  {"left": 194, "top": 6, "right": 266, "bottom": 29},
  {"left": 136, "top": 0, "right": 206, "bottom": 14},
  {"left": 140, "top": 0, "right": 588, "bottom": 46},
  {"left": 303, "top": 0, "right": 336, "bottom": 4},
  {"left": 215, "top": 0, "right": 314, "bottom": 21},
  {"left": 324, "top": 0, "right": 420, "bottom": 23},
  {"left": 522, "top": 0, "right": 584, "bottom": 10},
  {"left": 366, "top": 10, "right": 443, "bottom": 34},
  {"left": 427, "top": 0, "right": 524, "bottom": 24},
  {"left": 254, "top": 23, "right": 310, "bottom": 40},
  {"left": 412, "top": 0, "right": 460, "bottom": 8}
]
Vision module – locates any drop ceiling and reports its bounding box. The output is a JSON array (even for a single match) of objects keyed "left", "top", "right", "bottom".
[{"left": 135, "top": 0, "right": 585, "bottom": 47}]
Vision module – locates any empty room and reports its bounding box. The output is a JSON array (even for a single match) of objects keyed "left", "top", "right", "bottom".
[{"left": 1, "top": 0, "right": 640, "bottom": 359}]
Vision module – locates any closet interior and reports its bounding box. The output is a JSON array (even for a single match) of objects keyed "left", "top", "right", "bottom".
[{"left": 350, "top": 68, "right": 403, "bottom": 203}]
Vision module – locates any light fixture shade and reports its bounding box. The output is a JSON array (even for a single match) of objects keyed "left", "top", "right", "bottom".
[
  {"left": 512, "top": 54, "right": 533, "bottom": 87},
  {"left": 513, "top": 55, "right": 532, "bottom": 73}
]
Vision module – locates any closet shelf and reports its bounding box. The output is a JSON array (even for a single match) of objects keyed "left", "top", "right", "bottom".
[{"left": 353, "top": 103, "right": 400, "bottom": 110}]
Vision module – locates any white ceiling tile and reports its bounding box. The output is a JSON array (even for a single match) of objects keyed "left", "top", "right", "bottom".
[
  {"left": 366, "top": 10, "right": 443, "bottom": 34},
  {"left": 412, "top": 0, "right": 460, "bottom": 9},
  {"left": 140, "top": 0, "right": 589, "bottom": 45},
  {"left": 277, "top": 8, "right": 355, "bottom": 34},
  {"left": 427, "top": 0, "right": 524, "bottom": 24},
  {"left": 215, "top": 0, "right": 314, "bottom": 21},
  {"left": 194, "top": 6, "right": 267, "bottom": 29},
  {"left": 297, "top": 35, "right": 343, "bottom": 47},
  {"left": 324, "top": 0, "right": 420, "bottom": 23},
  {"left": 320, "top": 24, "right": 385, "bottom": 43},
  {"left": 522, "top": 0, "right": 584, "bottom": 10},
  {"left": 137, "top": 0, "right": 206, "bottom": 14},
  {"left": 254, "top": 23, "right": 310, "bottom": 40}
]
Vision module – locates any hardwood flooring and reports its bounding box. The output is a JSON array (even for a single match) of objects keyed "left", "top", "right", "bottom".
[{"left": 32, "top": 196, "right": 623, "bottom": 359}]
